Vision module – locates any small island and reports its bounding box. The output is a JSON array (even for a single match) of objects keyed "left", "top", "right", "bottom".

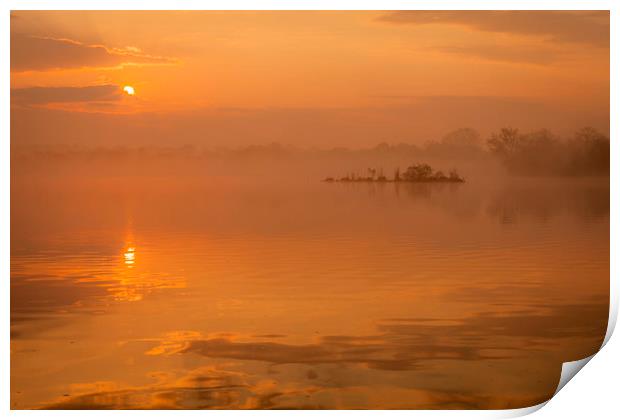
[{"left": 324, "top": 163, "right": 465, "bottom": 183}]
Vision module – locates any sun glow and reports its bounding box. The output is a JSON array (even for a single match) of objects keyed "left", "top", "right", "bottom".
[{"left": 123, "top": 85, "right": 135, "bottom": 96}]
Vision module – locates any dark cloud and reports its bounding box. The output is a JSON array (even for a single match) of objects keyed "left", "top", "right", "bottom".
[
  {"left": 378, "top": 11, "right": 609, "bottom": 47},
  {"left": 11, "top": 85, "right": 122, "bottom": 106},
  {"left": 10, "top": 34, "right": 176, "bottom": 72}
]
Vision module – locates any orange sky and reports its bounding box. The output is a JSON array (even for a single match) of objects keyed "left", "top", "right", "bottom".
[{"left": 10, "top": 11, "right": 610, "bottom": 147}]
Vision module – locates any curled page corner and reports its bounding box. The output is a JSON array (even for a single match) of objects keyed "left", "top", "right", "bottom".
[
  {"left": 506, "top": 302, "right": 617, "bottom": 417},
  {"left": 547, "top": 299, "right": 616, "bottom": 400},
  {"left": 501, "top": 355, "right": 597, "bottom": 418},
  {"left": 602, "top": 298, "right": 618, "bottom": 347},
  {"left": 496, "top": 401, "right": 548, "bottom": 418},
  {"left": 554, "top": 355, "right": 595, "bottom": 396}
]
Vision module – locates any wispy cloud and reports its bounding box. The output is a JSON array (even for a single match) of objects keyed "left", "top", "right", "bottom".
[
  {"left": 378, "top": 11, "right": 609, "bottom": 47},
  {"left": 11, "top": 84, "right": 122, "bottom": 105},
  {"left": 432, "top": 44, "right": 560, "bottom": 65},
  {"left": 10, "top": 34, "right": 177, "bottom": 72}
]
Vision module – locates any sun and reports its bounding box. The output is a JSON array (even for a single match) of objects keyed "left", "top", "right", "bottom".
[{"left": 123, "top": 85, "right": 135, "bottom": 96}]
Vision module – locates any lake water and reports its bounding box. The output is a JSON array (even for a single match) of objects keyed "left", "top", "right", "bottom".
[{"left": 10, "top": 173, "right": 609, "bottom": 409}]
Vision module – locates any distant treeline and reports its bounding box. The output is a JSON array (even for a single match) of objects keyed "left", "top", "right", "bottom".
[
  {"left": 13, "top": 126, "right": 609, "bottom": 177},
  {"left": 486, "top": 127, "right": 609, "bottom": 176}
]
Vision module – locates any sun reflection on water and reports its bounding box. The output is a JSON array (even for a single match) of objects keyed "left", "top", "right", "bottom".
[
  {"left": 110, "top": 240, "right": 186, "bottom": 302},
  {"left": 124, "top": 246, "right": 136, "bottom": 266}
]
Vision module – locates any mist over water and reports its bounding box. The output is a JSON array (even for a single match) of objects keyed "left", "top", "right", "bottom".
[{"left": 10, "top": 152, "right": 608, "bottom": 409}]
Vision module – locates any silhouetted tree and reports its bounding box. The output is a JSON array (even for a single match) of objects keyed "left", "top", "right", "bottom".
[
  {"left": 449, "top": 169, "right": 463, "bottom": 181},
  {"left": 403, "top": 163, "right": 433, "bottom": 181},
  {"left": 569, "top": 127, "right": 610, "bottom": 175},
  {"left": 487, "top": 127, "right": 520, "bottom": 158}
]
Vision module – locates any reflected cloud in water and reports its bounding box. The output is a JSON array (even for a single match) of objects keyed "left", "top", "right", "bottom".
[
  {"left": 40, "top": 299, "right": 606, "bottom": 409},
  {"left": 39, "top": 365, "right": 543, "bottom": 410},
  {"left": 148, "top": 301, "right": 606, "bottom": 369}
]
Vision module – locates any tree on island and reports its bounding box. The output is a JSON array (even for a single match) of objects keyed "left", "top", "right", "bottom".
[
  {"left": 324, "top": 163, "right": 464, "bottom": 183},
  {"left": 403, "top": 163, "right": 433, "bottom": 181}
]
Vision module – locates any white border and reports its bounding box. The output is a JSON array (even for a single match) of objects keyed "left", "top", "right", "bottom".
[{"left": 1, "top": 1, "right": 617, "bottom": 419}]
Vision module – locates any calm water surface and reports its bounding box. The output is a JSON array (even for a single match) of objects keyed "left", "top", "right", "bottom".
[{"left": 11, "top": 175, "right": 609, "bottom": 409}]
